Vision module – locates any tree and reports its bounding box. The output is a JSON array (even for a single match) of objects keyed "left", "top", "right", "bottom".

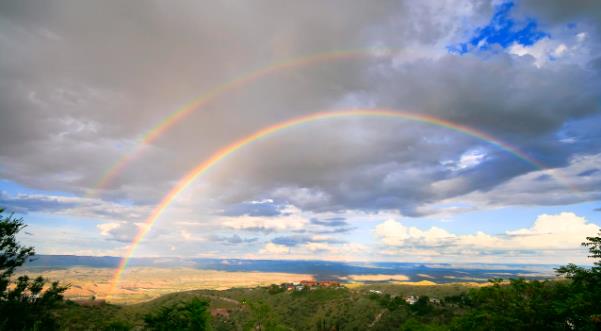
[
  {"left": 555, "top": 229, "right": 601, "bottom": 330},
  {"left": 244, "top": 300, "right": 290, "bottom": 331},
  {"left": 144, "top": 298, "right": 211, "bottom": 331},
  {"left": 0, "top": 208, "right": 68, "bottom": 330}
]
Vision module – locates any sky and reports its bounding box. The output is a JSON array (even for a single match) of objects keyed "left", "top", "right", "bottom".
[{"left": 1, "top": 0, "right": 600, "bottom": 264}]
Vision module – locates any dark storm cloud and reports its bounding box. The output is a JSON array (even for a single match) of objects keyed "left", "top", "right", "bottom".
[
  {"left": 516, "top": 0, "right": 601, "bottom": 34},
  {"left": 0, "top": 0, "right": 405, "bottom": 198},
  {"left": 0, "top": 0, "right": 600, "bottom": 218}
]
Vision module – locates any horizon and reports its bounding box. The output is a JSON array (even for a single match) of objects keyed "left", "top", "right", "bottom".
[
  {"left": 1, "top": 0, "right": 600, "bottom": 270},
  {"left": 26, "top": 254, "right": 564, "bottom": 268}
]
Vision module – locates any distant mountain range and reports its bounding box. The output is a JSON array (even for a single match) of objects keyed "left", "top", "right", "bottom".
[{"left": 24, "top": 255, "right": 557, "bottom": 283}]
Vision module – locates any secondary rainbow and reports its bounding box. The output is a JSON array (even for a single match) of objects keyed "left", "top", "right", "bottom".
[
  {"left": 89, "top": 49, "right": 392, "bottom": 197},
  {"left": 106, "top": 108, "right": 567, "bottom": 297}
]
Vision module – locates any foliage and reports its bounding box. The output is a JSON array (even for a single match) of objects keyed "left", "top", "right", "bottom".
[
  {"left": 243, "top": 300, "right": 290, "bottom": 331},
  {"left": 144, "top": 297, "right": 211, "bottom": 331},
  {"left": 400, "top": 318, "right": 447, "bottom": 331},
  {"left": 554, "top": 230, "right": 601, "bottom": 330},
  {"left": 0, "top": 208, "right": 68, "bottom": 330}
]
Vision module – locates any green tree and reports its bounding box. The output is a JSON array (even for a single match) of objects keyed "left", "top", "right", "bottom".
[
  {"left": 0, "top": 208, "right": 68, "bottom": 330},
  {"left": 144, "top": 298, "right": 211, "bottom": 331},
  {"left": 244, "top": 300, "right": 290, "bottom": 331},
  {"left": 555, "top": 229, "right": 601, "bottom": 329}
]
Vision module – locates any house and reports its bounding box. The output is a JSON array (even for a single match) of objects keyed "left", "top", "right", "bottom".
[
  {"left": 369, "top": 290, "right": 382, "bottom": 294},
  {"left": 429, "top": 297, "right": 441, "bottom": 304}
]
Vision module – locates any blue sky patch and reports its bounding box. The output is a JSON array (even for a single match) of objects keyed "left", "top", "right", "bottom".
[{"left": 449, "top": 2, "right": 548, "bottom": 54}]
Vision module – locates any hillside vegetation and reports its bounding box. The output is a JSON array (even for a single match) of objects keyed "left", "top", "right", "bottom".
[{"left": 52, "top": 230, "right": 601, "bottom": 330}]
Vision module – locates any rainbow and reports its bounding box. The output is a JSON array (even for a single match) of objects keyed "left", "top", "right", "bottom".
[
  {"left": 106, "top": 108, "right": 569, "bottom": 298},
  {"left": 88, "top": 49, "right": 392, "bottom": 197}
]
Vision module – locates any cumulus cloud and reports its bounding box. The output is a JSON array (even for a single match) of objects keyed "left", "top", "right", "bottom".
[{"left": 375, "top": 213, "right": 600, "bottom": 263}]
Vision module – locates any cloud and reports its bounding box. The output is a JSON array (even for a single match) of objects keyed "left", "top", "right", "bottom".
[
  {"left": 212, "top": 234, "right": 258, "bottom": 245},
  {"left": 5, "top": 0, "right": 597, "bottom": 217},
  {"left": 271, "top": 234, "right": 343, "bottom": 247},
  {"left": 221, "top": 213, "right": 308, "bottom": 233},
  {"left": 503, "top": 212, "right": 599, "bottom": 249},
  {"left": 374, "top": 219, "right": 456, "bottom": 247},
  {"left": 375, "top": 212, "right": 600, "bottom": 262},
  {"left": 222, "top": 199, "right": 285, "bottom": 217},
  {"left": 0, "top": 191, "right": 148, "bottom": 221},
  {"left": 97, "top": 222, "right": 119, "bottom": 236},
  {"left": 259, "top": 243, "right": 290, "bottom": 255},
  {"left": 515, "top": 0, "right": 601, "bottom": 36},
  {"left": 438, "top": 153, "right": 601, "bottom": 209},
  {"left": 310, "top": 217, "right": 349, "bottom": 227},
  {"left": 96, "top": 221, "right": 141, "bottom": 243},
  {"left": 1, "top": 0, "right": 599, "bottom": 219}
]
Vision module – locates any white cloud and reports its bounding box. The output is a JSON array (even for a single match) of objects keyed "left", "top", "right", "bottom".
[
  {"left": 260, "top": 243, "right": 290, "bottom": 255},
  {"left": 221, "top": 214, "right": 308, "bottom": 233},
  {"left": 374, "top": 219, "right": 456, "bottom": 247},
  {"left": 94, "top": 221, "right": 142, "bottom": 243},
  {"left": 504, "top": 212, "right": 599, "bottom": 249},
  {"left": 375, "top": 213, "right": 600, "bottom": 263},
  {"left": 220, "top": 204, "right": 309, "bottom": 233},
  {"left": 97, "top": 222, "right": 120, "bottom": 236},
  {"left": 509, "top": 29, "right": 592, "bottom": 67}
]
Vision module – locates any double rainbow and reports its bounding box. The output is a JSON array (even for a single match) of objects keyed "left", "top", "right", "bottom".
[
  {"left": 89, "top": 49, "right": 391, "bottom": 197},
  {"left": 106, "top": 108, "right": 568, "bottom": 298}
]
